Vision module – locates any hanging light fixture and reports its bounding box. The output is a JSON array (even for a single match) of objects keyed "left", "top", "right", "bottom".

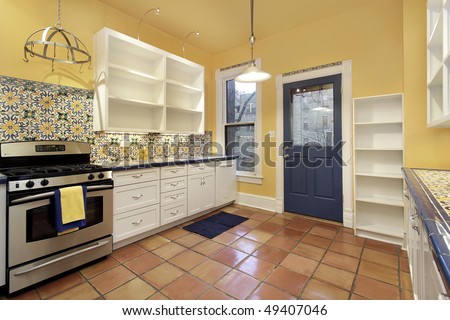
[
  {"left": 137, "top": 7, "right": 161, "bottom": 41},
  {"left": 236, "top": 0, "right": 271, "bottom": 83},
  {"left": 182, "top": 31, "right": 200, "bottom": 58},
  {"left": 23, "top": 0, "right": 91, "bottom": 72}
]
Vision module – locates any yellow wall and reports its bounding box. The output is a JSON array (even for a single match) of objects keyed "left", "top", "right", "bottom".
[
  {"left": 2, "top": 0, "right": 450, "bottom": 200},
  {"left": 0, "top": 0, "right": 214, "bottom": 124},
  {"left": 403, "top": 0, "right": 450, "bottom": 169},
  {"left": 213, "top": 0, "right": 404, "bottom": 197}
]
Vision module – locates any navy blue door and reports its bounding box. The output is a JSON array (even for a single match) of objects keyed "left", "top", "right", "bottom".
[{"left": 283, "top": 74, "right": 343, "bottom": 222}]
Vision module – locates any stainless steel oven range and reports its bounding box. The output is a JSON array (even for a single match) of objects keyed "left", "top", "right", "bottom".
[{"left": 0, "top": 141, "right": 113, "bottom": 293}]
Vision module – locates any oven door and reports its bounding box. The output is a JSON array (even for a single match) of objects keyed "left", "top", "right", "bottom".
[{"left": 8, "top": 183, "right": 113, "bottom": 267}]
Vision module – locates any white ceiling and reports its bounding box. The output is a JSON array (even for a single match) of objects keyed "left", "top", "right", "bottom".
[{"left": 99, "top": 0, "right": 379, "bottom": 54}]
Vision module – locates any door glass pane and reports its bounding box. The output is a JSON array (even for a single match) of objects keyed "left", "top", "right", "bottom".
[{"left": 291, "top": 83, "right": 334, "bottom": 147}]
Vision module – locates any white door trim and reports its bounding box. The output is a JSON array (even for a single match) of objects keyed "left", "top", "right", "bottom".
[{"left": 275, "top": 60, "right": 353, "bottom": 228}]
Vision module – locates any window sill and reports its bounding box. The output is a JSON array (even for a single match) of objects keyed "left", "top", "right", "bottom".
[{"left": 237, "top": 174, "right": 263, "bottom": 185}]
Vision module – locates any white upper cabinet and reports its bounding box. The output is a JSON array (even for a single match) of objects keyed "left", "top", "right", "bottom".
[
  {"left": 427, "top": 0, "right": 450, "bottom": 127},
  {"left": 93, "top": 27, "right": 205, "bottom": 133}
]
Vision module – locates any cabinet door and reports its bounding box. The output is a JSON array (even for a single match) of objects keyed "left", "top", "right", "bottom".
[
  {"left": 202, "top": 172, "right": 216, "bottom": 211},
  {"left": 188, "top": 175, "right": 203, "bottom": 216}
]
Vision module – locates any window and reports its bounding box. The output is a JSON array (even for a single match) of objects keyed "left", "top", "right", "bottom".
[{"left": 216, "top": 60, "right": 263, "bottom": 183}]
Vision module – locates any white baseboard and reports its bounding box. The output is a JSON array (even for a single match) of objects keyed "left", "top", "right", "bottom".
[
  {"left": 236, "top": 192, "right": 277, "bottom": 212},
  {"left": 343, "top": 209, "right": 354, "bottom": 228}
]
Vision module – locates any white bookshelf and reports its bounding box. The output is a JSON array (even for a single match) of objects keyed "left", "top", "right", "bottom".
[
  {"left": 427, "top": 0, "right": 450, "bottom": 127},
  {"left": 353, "top": 93, "right": 405, "bottom": 245},
  {"left": 93, "top": 27, "right": 205, "bottom": 133}
]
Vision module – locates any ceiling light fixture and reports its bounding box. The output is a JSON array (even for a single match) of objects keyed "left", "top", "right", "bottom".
[
  {"left": 137, "top": 7, "right": 161, "bottom": 41},
  {"left": 23, "top": 0, "right": 91, "bottom": 72},
  {"left": 182, "top": 31, "right": 200, "bottom": 58},
  {"left": 236, "top": 0, "right": 271, "bottom": 83}
]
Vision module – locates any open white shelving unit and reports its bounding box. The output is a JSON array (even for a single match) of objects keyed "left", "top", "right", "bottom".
[
  {"left": 353, "top": 93, "right": 405, "bottom": 245},
  {"left": 93, "top": 27, "right": 204, "bottom": 133},
  {"left": 427, "top": 0, "right": 450, "bottom": 127}
]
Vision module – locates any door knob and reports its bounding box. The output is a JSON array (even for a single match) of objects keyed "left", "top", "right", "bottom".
[{"left": 284, "top": 154, "right": 289, "bottom": 159}]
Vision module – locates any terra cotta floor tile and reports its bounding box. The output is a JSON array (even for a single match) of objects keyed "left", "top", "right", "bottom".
[
  {"left": 111, "top": 243, "right": 147, "bottom": 263},
  {"left": 252, "top": 245, "right": 290, "bottom": 264},
  {"left": 265, "top": 235, "right": 297, "bottom": 252},
  {"left": 197, "top": 288, "right": 234, "bottom": 300},
  {"left": 169, "top": 250, "right": 207, "bottom": 271},
  {"left": 230, "top": 237, "right": 262, "bottom": 254},
  {"left": 137, "top": 235, "right": 171, "bottom": 251},
  {"left": 191, "top": 239, "right": 225, "bottom": 256},
  {"left": 292, "top": 242, "right": 326, "bottom": 261},
  {"left": 329, "top": 241, "right": 363, "bottom": 258},
  {"left": 313, "top": 264, "right": 355, "bottom": 291},
  {"left": 214, "top": 270, "right": 260, "bottom": 300},
  {"left": 123, "top": 252, "right": 164, "bottom": 275},
  {"left": 280, "top": 253, "right": 319, "bottom": 276},
  {"left": 211, "top": 247, "right": 248, "bottom": 267},
  {"left": 352, "top": 275, "right": 400, "bottom": 300},
  {"left": 48, "top": 282, "right": 100, "bottom": 300},
  {"left": 89, "top": 265, "right": 136, "bottom": 295},
  {"left": 161, "top": 274, "right": 209, "bottom": 300},
  {"left": 265, "top": 267, "right": 309, "bottom": 296},
  {"left": 104, "top": 278, "right": 156, "bottom": 300},
  {"left": 140, "top": 262, "right": 185, "bottom": 289},
  {"left": 301, "top": 279, "right": 350, "bottom": 300},
  {"left": 151, "top": 242, "right": 187, "bottom": 260},
  {"left": 358, "top": 260, "right": 399, "bottom": 286},
  {"left": 80, "top": 256, "right": 120, "bottom": 279},
  {"left": 362, "top": 248, "right": 399, "bottom": 269},
  {"left": 190, "top": 259, "right": 231, "bottom": 284},
  {"left": 321, "top": 250, "right": 359, "bottom": 273},
  {"left": 247, "top": 283, "right": 296, "bottom": 300},
  {"left": 37, "top": 272, "right": 85, "bottom": 299},
  {"left": 237, "top": 256, "right": 276, "bottom": 280}
]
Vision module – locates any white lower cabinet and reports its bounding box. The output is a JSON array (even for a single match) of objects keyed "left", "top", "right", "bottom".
[
  {"left": 404, "top": 184, "right": 448, "bottom": 300},
  {"left": 160, "top": 164, "right": 187, "bottom": 225},
  {"left": 188, "top": 163, "right": 215, "bottom": 216},
  {"left": 113, "top": 168, "right": 160, "bottom": 243}
]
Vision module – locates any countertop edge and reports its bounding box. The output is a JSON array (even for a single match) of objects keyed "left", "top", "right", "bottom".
[{"left": 102, "top": 155, "right": 238, "bottom": 171}]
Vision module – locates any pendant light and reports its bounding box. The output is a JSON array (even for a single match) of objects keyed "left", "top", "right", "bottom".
[
  {"left": 236, "top": 0, "right": 271, "bottom": 83},
  {"left": 23, "top": 0, "right": 91, "bottom": 72}
]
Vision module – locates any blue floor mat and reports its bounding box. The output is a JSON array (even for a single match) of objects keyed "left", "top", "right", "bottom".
[{"left": 183, "top": 212, "right": 248, "bottom": 239}]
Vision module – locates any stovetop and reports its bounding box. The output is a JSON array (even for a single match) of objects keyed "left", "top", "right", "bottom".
[{"left": 0, "top": 163, "right": 110, "bottom": 181}]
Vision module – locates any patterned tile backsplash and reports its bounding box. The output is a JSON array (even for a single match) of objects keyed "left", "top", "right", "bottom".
[{"left": 0, "top": 75, "right": 212, "bottom": 164}]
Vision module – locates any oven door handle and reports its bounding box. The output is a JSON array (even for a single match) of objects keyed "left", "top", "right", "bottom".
[
  {"left": 10, "top": 184, "right": 114, "bottom": 205},
  {"left": 13, "top": 239, "right": 111, "bottom": 276}
]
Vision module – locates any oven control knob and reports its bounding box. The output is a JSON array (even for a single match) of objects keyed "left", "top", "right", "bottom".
[
  {"left": 88, "top": 173, "right": 95, "bottom": 180},
  {"left": 26, "top": 180, "right": 35, "bottom": 188},
  {"left": 41, "top": 179, "right": 49, "bottom": 186},
  {"left": 98, "top": 172, "right": 105, "bottom": 179}
]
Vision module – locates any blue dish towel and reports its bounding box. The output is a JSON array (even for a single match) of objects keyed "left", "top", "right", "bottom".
[{"left": 54, "top": 185, "right": 87, "bottom": 234}]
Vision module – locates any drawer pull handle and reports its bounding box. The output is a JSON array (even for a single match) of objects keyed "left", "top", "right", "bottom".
[
  {"left": 132, "top": 174, "right": 143, "bottom": 178},
  {"left": 170, "top": 182, "right": 179, "bottom": 187},
  {"left": 132, "top": 194, "right": 143, "bottom": 200},
  {"left": 170, "top": 195, "right": 179, "bottom": 200},
  {"left": 171, "top": 170, "right": 178, "bottom": 173},
  {"left": 132, "top": 219, "right": 143, "bottom": 225},
  {"left": 170, "top": 210, "right": 179, "bottom": 215}
]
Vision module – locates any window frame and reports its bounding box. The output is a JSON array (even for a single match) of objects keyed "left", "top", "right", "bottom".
[{"left": 215, "top": 59, "right": 263, "bottom": 184}]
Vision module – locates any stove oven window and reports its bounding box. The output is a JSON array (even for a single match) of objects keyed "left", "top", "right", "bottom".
[{"left": 26, "top": 196, "right": 104, "bottom": 242}]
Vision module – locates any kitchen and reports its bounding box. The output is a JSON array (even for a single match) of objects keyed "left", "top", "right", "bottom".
[{"left": 0, "top": 0, "right": 448, "bottom": 305}]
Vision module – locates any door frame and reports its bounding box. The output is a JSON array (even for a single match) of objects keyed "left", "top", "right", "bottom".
[{"left": 275, "top": 60, "right": 353, "bottom": 228}]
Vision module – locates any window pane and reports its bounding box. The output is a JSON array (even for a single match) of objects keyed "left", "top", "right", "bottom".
[
  {"left": 225, "top": 124, "right": 255, "bottom": 173},
  {"left": 226, "top": 80, "right": 256, "bottom": 124},
  {"left": 291, "top": 83, "right": 334, "bottom": 147}
]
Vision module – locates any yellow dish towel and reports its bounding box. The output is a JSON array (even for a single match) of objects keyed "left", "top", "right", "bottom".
[{"left": 59, "top": 186, "right": 86, "bottom": 224}]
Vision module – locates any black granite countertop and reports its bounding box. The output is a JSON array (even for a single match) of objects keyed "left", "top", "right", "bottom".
[
  {"left": 402, "top": 168, "right": 450, "bottom": 293},
  {"left": 100, "top": 154, "right": 238, "bottom": 171}
]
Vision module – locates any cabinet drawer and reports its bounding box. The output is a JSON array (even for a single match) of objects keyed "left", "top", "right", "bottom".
[
  {"left": 161, "top": 202, "right": 187, "bottom": 226},
  {"left": 114, "top": 181, "right": 159, "bottom": 214},
  {"left": 160, "top": 189, "right": 187, "bottom": 206},
  {"left": 188, "top": 162, "right": 214, "bottom": 175},
  {"left": 161, "top": 165, "right": 187, "bottom": 179},
  {"left": 160, "top": 176, "right": 187, "bottom": 193},
  {"left": 113, "top": 168, "right": 160, "bottom": 186},
  {"left": 113, "top": 205, "right": 160, "bottom": 243}
]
